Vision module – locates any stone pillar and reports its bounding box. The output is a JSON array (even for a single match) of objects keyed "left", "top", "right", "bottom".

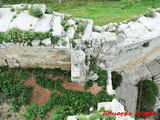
[
  {"left": 106, "top": 69, "right": 115, "bottom": 95},
  {"left": 71, "top": 50, "right": 86, "bottom": 83}
]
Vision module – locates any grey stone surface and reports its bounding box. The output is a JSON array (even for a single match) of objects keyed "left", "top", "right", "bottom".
[
  {"left": 145, "top": 60, "right": 160, "bottom": 76},
  {"left": 115, "top": 83, "right": 138, "bottom": 116}
]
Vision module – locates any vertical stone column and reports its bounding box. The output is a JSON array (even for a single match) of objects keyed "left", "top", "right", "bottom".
[
  {"left": 107, "top": 69, "right": 115, "bottom": 95},
  {"left": 71, "top": 50, "right": 86, "bottom": 83}
]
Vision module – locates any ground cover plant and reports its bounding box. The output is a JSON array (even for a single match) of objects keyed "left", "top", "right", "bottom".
[
  {"left": 2, "top": 0, "right": 160, "bottom": 25},
  {"left": 0, "top": 66, "right": 113, "bottom": 120},
  {"left": 0, "top": 28, "right": 58, "bottom": 46}
]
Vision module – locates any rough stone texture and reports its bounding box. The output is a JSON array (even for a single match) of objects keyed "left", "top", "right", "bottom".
[
  {"left": 52, "top": 15, "right": 63, "bottom": 36},
  {"left": 71, "top": 50, "right": 86, "bottom": 82},
  {"left": 9, "top": 11, "right": 38, "bottom": 30},
  {"left": 0, "top": 8, "right": 15, "bottom": 32},
  {"left": 115, "top": 83, "right": 138, "bottom": 117},
  {"left": 35, "top": 14, "right": 53, "bottom": 32},
  {"left": 0, "top": 47, "right": 71, "bottom": 70}
]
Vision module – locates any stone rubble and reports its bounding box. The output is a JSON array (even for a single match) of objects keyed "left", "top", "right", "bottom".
[{"left": 1, "top": 4, "right": 160, "bottom": 119}]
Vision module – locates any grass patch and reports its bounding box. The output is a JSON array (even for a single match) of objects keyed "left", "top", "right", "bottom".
[{"left": 2, "top": 0, "right": 160, "bottom": 25}]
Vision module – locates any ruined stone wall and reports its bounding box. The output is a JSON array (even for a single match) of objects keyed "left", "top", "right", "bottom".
[{"left": 0, "top": 46, "right": 71, "bottom": 70}]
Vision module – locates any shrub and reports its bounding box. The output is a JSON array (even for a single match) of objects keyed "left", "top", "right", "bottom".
[
  {"left": 10, "top": 7, "right": 15, "bottom": 12},
  {"left": 111, "top": 71, "right": 122, "bottom": 90},
  {"left": 85, "top": 80, "right": 93, "bottom": 90},
  {"left": 36, "top": 75, "right": 55, "bottom": 90},
  {"left": 138, "top": 80, "right": 158, "bottom": 112},
  {"left": 51, "top": 36, "right": 59, "bottom": 45},
  {"left": 29, "top": 7, "right": 43, "bottom": 18},
  {"left": 144, "top": 10, "right": 155, "bottom": 18},
  {"left": 62, "top": 40, "right": 67, "bottom": 46}
]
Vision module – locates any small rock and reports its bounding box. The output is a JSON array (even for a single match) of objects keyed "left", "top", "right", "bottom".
[
  {"left": 88, "top": 73, "right": 98, "bottom": 81},
  {"left": 42, "top": 38, "right": 51, "bottom": 46},
  {"left": 32, "top": 40, "right": 40, "bottom": 46}
]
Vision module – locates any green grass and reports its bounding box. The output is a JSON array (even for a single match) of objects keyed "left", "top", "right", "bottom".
[{"left": 2, "top": 0, "right": 160, "bottom": 25}]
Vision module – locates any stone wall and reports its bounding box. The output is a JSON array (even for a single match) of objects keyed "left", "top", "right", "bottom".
[{"left": 0, "top": 46, "right": 71, "bottom": 70}]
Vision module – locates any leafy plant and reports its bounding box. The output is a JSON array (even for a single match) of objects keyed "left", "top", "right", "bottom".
[
  {"left": 29, "top": 7, "right": 43, "bottom": 18},
  {"left": 111, "top": 71, "right": 122, "bottom": 90},
  {"left": 10, "top": 7, "right": 15, "bottom": 12},
  {"left": 51, "top": 36, "right": 59, "bottom": 45},
  {"left": 89, "top": 56, "right": 108, "bottom": 89},
  {"left": 62, "top": 40, "right": 67, "bottom": 46},
  {"left": 0, "top": 73, "right": 33, "bottom": 112},
  {"left": 85, "top": 80, "right": 93, "bottom": 90},
  {"left": 61, "top": 19, "right": 70, "bottom": 32},
  {"left": 36, "top": 75, "right": 55, "bottom": 90},
  {"left": 76, "top": 21, "right": 85, "bottom": 35},
  {"left": 0, "top": 28, "right": 53, "bottom": 45}
]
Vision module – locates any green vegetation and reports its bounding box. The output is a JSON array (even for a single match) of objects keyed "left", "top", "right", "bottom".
[
  {"left": 29, "top": 7, "right": 43, "bottom": 18},
  {"left": 76, "top": 21, "right": 85, "bottom": 35},
  {"left": 85, "top": 80, "right": 94, "bottom": 90},
  {"left": 0, "top": 67, "right": 71, "bottom": 113},
  {"left": 62, "top": 40, "right": 68, "bottom": 46},
  {"left": 158, "top": 108, "right": 160, "bottom": 120},
  {"left": 36, "top": 75, "right": 55, "bottom": 90},
  {"left": 77, "top": 107, "right": 115, "bottom": 120},
  {"left": 2, "top": 0, "right": 160, "bottom": 25},
  {"left": 0, "top": 71, "right": 33, "bottom": 112},
  {"left": 23, "top": 80, "right": 114, "bottom": 120},
  {"left": 10, "top": 7, "right": 15, "bottom": 12},
  {"left": 0, "top": 66, "right": 112, "bottom": 120},
  {"left": 51, "top": 36, "right": 60, "bottom": 45},
  {"left": 45, "top": 8, "right": 52, "bottom": 14},
  {"left": 138, "top": 80, "right": 158, "bottom": 112},
  {"left": 111, "top": 71, "right": 122, "bottom": 90},
  {"left": 0, "top": 28, "right": 53, "bottom": 45},
  {"left": 144, "top": 9, "right": 155, "bottom": 18},
  {"left": 89, "top": 56, "right": 108, "bottom": 89},
  {"left": 61, "top": 19, "right": 70, "bottom": 32}
]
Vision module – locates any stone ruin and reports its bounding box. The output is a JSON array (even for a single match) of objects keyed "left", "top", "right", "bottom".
[
  {"left": 71, "top": 50, "right": 86, "bottom": 82},
  {"left": 1, "top": 4, "right": 160, "bottom": 120}
]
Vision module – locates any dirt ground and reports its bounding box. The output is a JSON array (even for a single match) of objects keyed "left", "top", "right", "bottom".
[{"left": 24, "top": 74, "right": 103, "bottom": 105}]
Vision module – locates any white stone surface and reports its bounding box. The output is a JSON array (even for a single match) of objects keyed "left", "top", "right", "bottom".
[
  {"left": 52, "top": 15, "right": 63, "bottom": 36},
  {"left": 35, "top": 14, "right": 53, "bottom": 32},
  {"left": 9, "top": 11, "right": 38, "bottom": 31},
  {"left": 0, "top": 8, "right": 15, "bottom": 32},
  {"left": 42, "top": 38, "right": 52, "bottom": 46},
  {"left": 82, "top": 20, "right": 93, "bottom": 41}
]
